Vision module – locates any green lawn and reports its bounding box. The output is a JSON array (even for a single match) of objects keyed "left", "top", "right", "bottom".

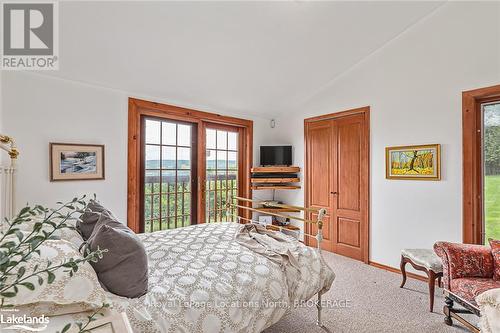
[{"left": 485, "top": 175, "right": 500, "bottom": 243}]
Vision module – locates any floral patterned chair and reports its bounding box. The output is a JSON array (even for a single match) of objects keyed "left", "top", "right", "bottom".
[{"left": 434, "top": 241, "right": 500, "bottom": 333}]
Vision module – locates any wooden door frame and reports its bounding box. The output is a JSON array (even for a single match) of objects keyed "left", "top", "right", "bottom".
[
  {"left": 128, "top": 98, "right": 253, "bottom": 233},
  {"left": 304, "top": 106, "right": 370, "bottom": 263},
  {"left": 462, "top": 84, "right": 500, "bottom": 244}
]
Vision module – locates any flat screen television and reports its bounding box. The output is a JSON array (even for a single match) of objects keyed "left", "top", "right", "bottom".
[{"left": 260, "top": 146, "right": 292, "bottom": 166}]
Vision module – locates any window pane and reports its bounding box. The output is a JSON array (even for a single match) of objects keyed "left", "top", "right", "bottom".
[
  {"left": 161, "top": 194, "right": 168, "bottom": 218},
  {"left": 228, "top": 132, "right": 237, "bottom": 150},
  {"left": 161, "top": 218, "right": 169, "bottom": 230},
  {"left": 161, "top": 170, "right": 175, "bottom": 193},
  {"left": 184, "top": 193, "right": 190, "bottom": 214},
  {"left": 145, "top": 120, "right": 160, "bottom": 144},
  {"left": 162, "top": 122, "right": 176, "bottom": 145},
  {"left": 152, "top": 219, "right": 160, "bottom": 232},
  {"left": 145, "top": 170, "right": 160, "bottom": 193},
  {"left": 208, "top": 191, "right": 215, "bottom": 210},
  {"left": 217, "top": 151, "right": 227, "bottom": 169},
  {"left": 162, "top": 146, "right": 176, "bottom": 169},
  {"left": 217, "top": 130, "right": 227, "bottom": 149},
  {"left": 153, "top": 195, "right": 161, "bottom": 219},
  {"left": 228, "top": 152, "right": 237, "bottom": 170},
  {"left": 168, "top": 196, "right": 176, "bottom": 217},
  {"left": 484, "top": 102, "right": 500, "bottom": 243},
  {"left": 207, "top": 150, "right": 216, "bottom": 170},
  {"left": 177, "top": 148, "right": 191, "bottom": 169},
  {"left": 177, "top": 171, "right": 190, "bottom": 192},
  {"left": 207, "top": 171, "right": 216, "bottom": 190},
  {"left": 178, "top": 124, "right": 191, "bottom": 146},
  {"left": 206, "top": 129, "right": 216, "bottom": 149},
  {"left": 228, "top": 171, "right": 238, "bottom": 186},
  {"left": 145, "top": 145, "right": 160, "bottom": 169}
]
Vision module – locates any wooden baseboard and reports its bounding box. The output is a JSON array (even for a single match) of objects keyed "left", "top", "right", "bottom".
[{"left": 369, "top": 261, "right": 428, "bottom": 283}]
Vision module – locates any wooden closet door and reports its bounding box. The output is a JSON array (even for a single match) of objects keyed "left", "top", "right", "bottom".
[
  {"left": 305, "top": 119, "right": 335, "bottom": 251},
  {"left": 305, "top": 108, "right": 369, "bottom": 262},
  {"left": 332, "top": 114, "right": 367, "bottom": 261}
]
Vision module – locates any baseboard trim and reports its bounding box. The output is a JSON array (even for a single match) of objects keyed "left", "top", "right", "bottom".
[{"left": 369, "top": 261, "right": 428, "bottom": 283}]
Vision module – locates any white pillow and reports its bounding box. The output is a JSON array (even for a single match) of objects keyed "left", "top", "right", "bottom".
[
  {"left": 3, "top": 239, "right": 109, "bottom": 316},
  {"left": 17, "top": 215, "right": 85, "bottom": 249}
]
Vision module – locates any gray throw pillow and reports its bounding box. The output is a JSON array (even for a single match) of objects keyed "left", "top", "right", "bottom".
[
  {"left": 77, "top": 200, "right": 115, "bottom": 240},
  {"left": 86, "top": 212, "right": 148, "bottom": 298}
]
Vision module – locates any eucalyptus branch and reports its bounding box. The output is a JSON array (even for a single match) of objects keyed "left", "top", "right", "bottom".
[
  {"left": 2, "top": 210, "right": 81, "bottom": 277},
  {"left": 0, "top": 248, "right": 106, "bottom": 295},
  {"left": 77, "top": 303, "right": 110, "bottom": 333}
]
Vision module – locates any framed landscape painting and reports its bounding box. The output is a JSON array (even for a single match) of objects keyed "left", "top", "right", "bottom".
[
  {"left": 385, "top": 144, "right": 441, "bottom": 180},
  {"left": 50, "top": 143, "right": 105, "bottom": 181}
]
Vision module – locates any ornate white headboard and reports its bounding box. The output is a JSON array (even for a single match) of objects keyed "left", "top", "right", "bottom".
[{"left": 0, "top": 135, "right": 18, "bottom": 223}]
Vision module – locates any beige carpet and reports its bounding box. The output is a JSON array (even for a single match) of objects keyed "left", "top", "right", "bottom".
[{"left": 264, "top": 251, "right": 476, "bottom": 333}]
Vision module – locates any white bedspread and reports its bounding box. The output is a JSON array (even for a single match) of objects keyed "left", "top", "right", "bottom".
[{"left": 40, "top": 222, "right": 335, "bottom": 333}]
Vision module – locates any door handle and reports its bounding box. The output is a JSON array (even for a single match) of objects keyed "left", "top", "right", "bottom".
[{"left": 330, "top": 191, "right": 338, "bottom": 195}]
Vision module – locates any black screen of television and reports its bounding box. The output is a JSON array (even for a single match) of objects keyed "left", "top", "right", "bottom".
[{"left": 260, "top": 146, "right": 292, "bottom": 166}]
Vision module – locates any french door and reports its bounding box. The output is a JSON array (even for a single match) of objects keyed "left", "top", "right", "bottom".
[
  {"left": 305, "top": 107, "right": 369, "bottom": 263},
  {"left": 203, "top": 125, "right": 239, "bottom": 223},
  {"left": 128, "top": 98, "right": 253, "bottom": 233},
  {"left": 141, "top": 117, "right": 197, "bottom": 232}
]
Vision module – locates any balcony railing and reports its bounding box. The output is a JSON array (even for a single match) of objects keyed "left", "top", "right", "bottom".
[{"left": 144, "top": 173, "right": 238, "bottom": 232}]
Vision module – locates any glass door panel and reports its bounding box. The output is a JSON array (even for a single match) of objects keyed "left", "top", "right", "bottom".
[
  {"left": 483, "top": 102, "right": 500, "bottom": 243},
  {"left": 143, "top": 118, "right": 195, "bottom": 232},
  {"left": 205, "top": 128, "right": 239, "bottom": 222}
]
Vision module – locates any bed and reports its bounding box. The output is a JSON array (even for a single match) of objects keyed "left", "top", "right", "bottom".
[
  {"left": 106, "top": 220, "right": 334, "bottom": 332},
  {"left": 39, "top": 225, "right": 333, "bottom": 332},
  {"left": 39, "top": 197, "right": 335, "bottom": 333}
]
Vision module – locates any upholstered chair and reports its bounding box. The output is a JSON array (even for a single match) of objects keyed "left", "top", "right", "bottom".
[{"left": 434, "top": 241, "right": 500, "bottom": 333}]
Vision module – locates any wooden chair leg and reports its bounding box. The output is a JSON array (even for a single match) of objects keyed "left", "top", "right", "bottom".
[
  {"left": 428, "top": 270, "right": 436, "bottom": 312},
  {"left": 444, "top": 296, "right": 453, "bottom": 326},
  {"left": 400, "top": 255, "right": 407, "bottom": 288}
]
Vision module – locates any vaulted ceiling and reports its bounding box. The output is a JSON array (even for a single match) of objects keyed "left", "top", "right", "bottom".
[{"left": 39, "top": 1, "right": 444, "bottom": 117}]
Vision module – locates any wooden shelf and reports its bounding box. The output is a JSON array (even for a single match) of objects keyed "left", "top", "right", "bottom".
[
  {"left": 251, "top": 166, "right": 300, "bottom": 173},
  {"left": 251, "top": 178, "right": 300, "bottom": 183},
  {"left": 282, "top": 224, "right": 300, "bottom": 231},
  {"left": 252, "top": 185, "right": 301, "bottom": 190},
  {"left": 266, "top": 224, "right": 300, "bottom": 231},
  {"left": 258, "top": 207, "right": 300, "bottom": 213}
]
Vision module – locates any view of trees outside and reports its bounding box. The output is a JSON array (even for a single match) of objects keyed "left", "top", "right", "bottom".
[{"left": 484, "top": 102, "right": 500, "bottom": 243}]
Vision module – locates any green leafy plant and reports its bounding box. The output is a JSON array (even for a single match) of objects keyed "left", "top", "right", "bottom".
[{"left": 0, "top": 195, "right": 109, "bottom": 333}]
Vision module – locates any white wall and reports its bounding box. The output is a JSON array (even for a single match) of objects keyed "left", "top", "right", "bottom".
[
  {"left": 274, "top": 1, "right": 500, "bottom": 268},
  {"left": 1, "top": 72, "right": 273, "bottom": 222}
]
